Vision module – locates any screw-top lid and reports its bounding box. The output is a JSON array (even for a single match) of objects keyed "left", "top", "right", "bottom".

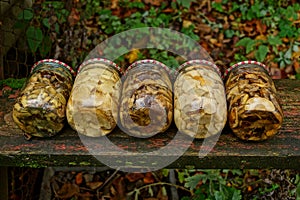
[
  {"left": 178, "top": 59, "right": 222, "bottom": 78},
  {"left": 124, "top": 59, "right": 175, "bottom": 79},
  {"left": 31, "top": 59, "right": 76, "bottom": 77},
  {"left": 224, "top": 60, "right": 270, "bottom": 77},
  {"left": 77, "top": 58, "right": 122, "bottom": 74}
]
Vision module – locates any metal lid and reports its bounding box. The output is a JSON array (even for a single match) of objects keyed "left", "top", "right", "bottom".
[
  {"left": 224, "top": 60, "right": 270, "bottom": 77},
  {"left": 178, "top": 59, "right": 222, "bottom": 78},
  {"left": 77, "top": 58, "right": 122, "bottom": 74},
  {"left": 124, "top": 59, "right": 175, "bottom": 79},
  {"left": 31, "top": 59, "right": 76, "bottom": 77}
]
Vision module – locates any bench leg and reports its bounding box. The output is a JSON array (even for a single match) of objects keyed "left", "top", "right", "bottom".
[{"left": 0, "top": 167, "right": 8, "bottom": 200}]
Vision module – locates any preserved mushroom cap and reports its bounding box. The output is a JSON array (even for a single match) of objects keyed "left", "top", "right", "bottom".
[
  {"left": 225, "top": 60, "right": 283, "bottom": 141},
  {"left": 119, "top": 59, "right": 173, "bottom": 137},
  {"left": 174, "top": 60, "right": 227, "bottom": 139},
  {"left": 66, "top": 58, "right": 122, "bottom": 137},
  {"left": 13, "top": 59, "right": 74, "bottom": 139}
]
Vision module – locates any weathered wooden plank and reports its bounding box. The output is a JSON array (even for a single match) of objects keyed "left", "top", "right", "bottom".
[{"left": 0, "top": 79, "right": 299, "bottom": 169}]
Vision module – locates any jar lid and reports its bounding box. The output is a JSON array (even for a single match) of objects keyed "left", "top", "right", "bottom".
[
  {"left": 124, "top": 59, "right": 175, "bottom": 79},
  {"left": 224, "top": 60, "right": 270, "bottom": 77},
  {"left": 78, "top": 58, "right": 122, "bottom": 74},
  {"left": 31, "top": 59, "right": 76, "bottom": 77},
  {"left": 177, "top": 59, "right": 222, "bottom": 78}
]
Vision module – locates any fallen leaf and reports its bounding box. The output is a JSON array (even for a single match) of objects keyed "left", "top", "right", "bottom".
[
  {"left": 83, "top": 173, "right": 94, "bottom": 183},
  {"left": 111, "top": 0, "right": 118, "bottom": 9},
  {"left": 255, "top": 35, "right": 267, "bottom": 41},
  {"left": 162, "top": 8, "right": 174, "bottom": 13},
  {"left": 86, "top": 181, "right": 103, "bottom": 190},
  {"left": 8, "top": 93, "right": 18, "bottom": 99},
  {"left": 68, "top": 8, "right": 80, "bottom": 26},
  {"left": 2, "top": 86, "right": 12, "bottom": 91},
  {"left": 143, "top": 172, "right": 155, "bottom": 184},
  {"left": 126, "top": 49, "right": 140, "bottom": 63},
  {"left": 75, "top": 172, "right": 83, "bottom": 185},
  {"left": 182, "top": 20, "right": 193, "bottom": 28},
  {"left": 56, "top": 182, "right": 80, "bottom": 199},
  {"left": 111, "top": 176, "right": 126, "bottom": 199},
  {"left": 125, "top": 173, "right": 144, "bottom": 182},
  {"left": 143, "top": 0, "right": 162, "bottom": 6},
  {"left": 294, "top": 61, "right": 300, "bottom": 74},
  {"left": 156, "top": 186, "right": 168, "bottom": 200}
]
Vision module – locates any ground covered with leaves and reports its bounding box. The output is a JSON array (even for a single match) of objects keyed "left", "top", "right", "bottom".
[
  {"left": 7, "top": 167, "right": 300, "bottom": 200},
  {"left": 6, "top": 0, "right": 300, "bottom": 79},
  {"left": 3, "top": 0, "right": 300, "bottom": 199}
]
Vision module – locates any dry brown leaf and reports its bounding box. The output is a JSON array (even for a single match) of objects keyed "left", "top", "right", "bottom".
[
  {"left": 68, "top": 8, "right": 80, "bottom": 26},
  {"left": 76, "top": 172, "right": 83, "bottom": 185},
  {"left": 125, "top": 173, "right": 144, "bottom": 182},
  {"left": 111, "top": 0, "right": 118, "bottom": 9},
  {"left": 143, "top": 0, "right": 162, "bottom": 6},
  {"left": 56, "top": 182, "right": 80, "bottom": 199},
  {"left": 294, "top": 61, "right": 300, "bottom": 74},
  {"left": 86, "top": 181, "right": 103, "bottom": 190},
  {"left": 143, "top": 172, "right": 155, "bottom": 184},
  {"left": 111, "top": 176, "right": 126, "bottom": 200},
  {"left": 182, "top": 20, "right": 193, "bottom": 28}
]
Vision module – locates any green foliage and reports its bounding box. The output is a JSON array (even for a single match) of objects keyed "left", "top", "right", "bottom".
[
  {"left": 26, "top": 26, "right": 43, "bottom": 53},
  {"left": 177, "top": 0, "right": 196, "bottom": 9},
  {"left": 235, "top": 37, "right": 269, "bottom": 62},
  {"left": 0, "top": 78, "right": 26, "bottom": 89},
  {"left": 14, "top": 1, "right": 70, "bottom": 55},
  {"left": 275, "top": 49, "right": 292, "bottom": 68},
  {"left": 182, "top": 170, "right": 242, "bottom": 200},
  {"left": 219, "top": 0, "right": 300, "bottom": 66}
]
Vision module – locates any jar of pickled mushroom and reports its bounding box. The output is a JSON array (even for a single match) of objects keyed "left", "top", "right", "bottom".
[
  {"left": 224, "top": 60, "right": 283, "bottom": 141},
  {"left": 119, "top": 59, "right": 173, "bottom": 138},
  {"left": 66, "top": 58, "right": 122, "bottom": 137},
  {"left": 12, "top": 59, "right": 75, "bottom": 139},
  {"left": 174, "top": 60, "right": 227, "bottom": 139}
]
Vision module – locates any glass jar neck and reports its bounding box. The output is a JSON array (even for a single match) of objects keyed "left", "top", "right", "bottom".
[
  {"left": 78, "top": 61, "right": 120, "bottom": 75},
  {"left": 31, "top": 62, "right": 74, "bottom": 82}
]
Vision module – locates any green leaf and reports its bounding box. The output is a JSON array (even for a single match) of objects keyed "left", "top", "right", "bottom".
[
  {"left": 39, "top": 36, "right": 52, "bottom": 57},
  {"left": 235, "top": 37, "right": 252, "bottom": 47},
  {"left": 162, "top": 169, "right": 169, "bottom": 177},
  {"left": 285, "top": 47, "right": 292, "bottom": 59},
  {"left": 246, "top": 40, "right": 256, "bottom": 54},
  {"left": 42, "top": 18, "right": 50, "bottom": 29},
  {"left": 255, "top": 45, "right": 268, "bottom": 62},
  {"left": 177, "top": 0, "right": 196, "bottom": 9},
  {"left": 214, "top": 191, "right": 224, "bottom": 200},
  {"left": 267, "top": 35, "right": 282, "bottom": 46},
  {"left": 26, "top": 26, "right": 43, "bottom": 53},
  {"left": 232, "top": 189, "right": 242, "bottom": 200},
  {"left": 177, "top": 171, "right": 186, "bottom": 184},
  {"left": 18, "top": 9, "right": 34, "bottom": 20},
  {"left": 212, "top": 2, "right": 223, "bottom": 12},
  {"left": 14, "top": 21, "right": 28, "bottom": 29},
  {"left": 185, "top": 174, "right": 207, "bottom": 190},
  {"left": 224, "top": 29, "right": 235, "bottom": 38}
]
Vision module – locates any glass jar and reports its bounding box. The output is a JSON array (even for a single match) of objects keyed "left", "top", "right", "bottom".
[
  {"left": 174, "top": 60, "right": 227, "bottom": 139},
  {"left": 224, "top": 61, "right": 283, "bottom": 141},
  {"left": 66, "top": 58, "right": 122, "bottom": 137},
  {"left": 119, "top": 59, "right": 173, "bottom": 138},
  {"left": 12, "top": 59, "right": 75, "bottom": 139}
]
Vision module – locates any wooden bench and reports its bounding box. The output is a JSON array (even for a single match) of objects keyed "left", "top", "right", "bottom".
[
  {"left": 0, "top": 79, "right": 299, "bottom": 199},
  {"left": 0, "top": 79, "right": 299, "bottom": 170}
]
